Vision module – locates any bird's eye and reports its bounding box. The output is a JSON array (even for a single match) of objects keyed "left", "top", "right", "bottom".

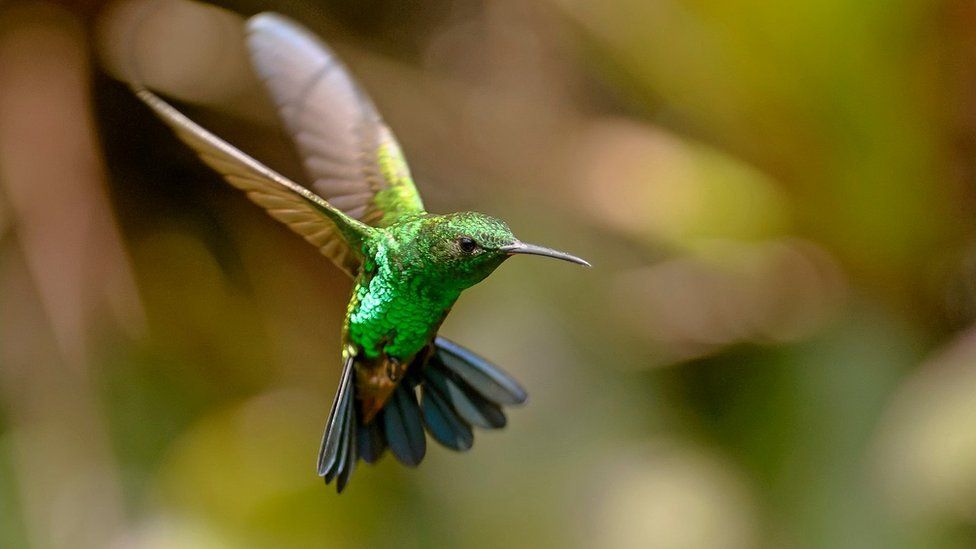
[{"left": 457, "top": 236, "right": 478, "bottom": 253}]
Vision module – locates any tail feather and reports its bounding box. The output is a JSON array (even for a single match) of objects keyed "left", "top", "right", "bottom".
[
  {"left": 425, "top": 363, "right": 507, "bottom": 429},
  {"left": 357, "top": 414, "right": 387, "bottom": 464},
  {"left": 318, "top": 337, "right": 529, "bottom": 492},
  {"left": 325, "top": 405, "right": 350, "bottom": 484},
  {"left": 319, "top": 357, "right": 355, "bottom": 480},
  {"left": 335, "top": 407, "right": 357, "bottom": 492},
  {"left": 383, "top": 384, "right": 427, "bottom": 467},
  {"left": 433, "top": 337, "right": 528, "bottom": 406},
  {"left": 421, "top": 384, "right": 474, "bottom": 451}
]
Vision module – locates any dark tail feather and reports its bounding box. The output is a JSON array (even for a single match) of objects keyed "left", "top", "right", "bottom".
[
  {"left": 421, "top": 383, "right": 474, "bottom": 451},
  {"left": 318, "top": 357, "right": 357, "bottom": 492},
  {"left": 357, "top": 413, "right": 387, "bottom": 464},
  {"left": 335, "top": 406, "right": 357, "bottom": 492},
  {"left": 433, "top": 337, "right": 528, "bottom": 405},
  {"left": 318, "top": 339, "right": 528, "bottom": 492},
  {"left": 424, "top": 364, "right": 507, "bottom": 429},
  {"left": 383, "top": 384, "right": 427, "bottom": 467},
  {"left": 417, "top": 337, "right": 528, "bottom": 446}
]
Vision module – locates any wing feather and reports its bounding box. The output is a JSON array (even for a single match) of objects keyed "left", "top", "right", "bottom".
[
  {"left": 133, "top": 87, "right": 370, "bottom": 276},
  {"left": 246, "top": 13, "right": 425, "bottom": 228}
]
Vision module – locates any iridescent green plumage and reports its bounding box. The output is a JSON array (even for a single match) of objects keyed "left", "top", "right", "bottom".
[
  {"left": 132, "top": 12, "right": 587, "bottom": 493},
  {"left": 349, "top": 212, "right": 516, "bottom": 361}
]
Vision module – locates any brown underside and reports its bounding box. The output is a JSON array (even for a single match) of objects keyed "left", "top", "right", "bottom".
[{"left": 354, "top": 344, "right": 435, "bottom": 424}]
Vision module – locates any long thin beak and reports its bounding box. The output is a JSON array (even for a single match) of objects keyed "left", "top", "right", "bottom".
[{"left": 499, "top": 241, "right": 591, "bottom": 267}]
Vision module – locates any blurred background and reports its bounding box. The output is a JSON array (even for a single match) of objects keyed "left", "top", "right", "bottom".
[{"left": 2, "top": 0, "right": 976, "bottom": 547}]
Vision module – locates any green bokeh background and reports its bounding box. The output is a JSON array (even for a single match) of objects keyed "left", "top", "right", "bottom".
[{"left": 3, "top": 0, "right": 976, "bottom": 547}]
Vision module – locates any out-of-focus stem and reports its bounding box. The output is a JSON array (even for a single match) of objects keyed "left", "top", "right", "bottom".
[{"left": 0, "top": 3, "right": 144, "bottom": 547}]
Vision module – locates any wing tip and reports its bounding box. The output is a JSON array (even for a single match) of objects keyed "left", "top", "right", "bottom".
[
  {"left": 130, "top": 85, "right": 163, "bottom": 112},
  {"left": 245, "top": 12, "right": 291, "bottom": 34},
  {"left": 245, "top": 12, "right": 325, "bottom": 49}
]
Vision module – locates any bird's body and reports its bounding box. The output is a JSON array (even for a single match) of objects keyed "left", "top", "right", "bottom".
[
  {"left": 131, "top": 12, "right": 587, "bottom": 492},
  {"left": 348, "top": 215, "right": 460, "bottom": 362},
  {"left": 346, "top": 211, "right": 520, "bottom": 421}
]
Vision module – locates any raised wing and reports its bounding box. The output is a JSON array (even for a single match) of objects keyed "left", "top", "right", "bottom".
[
  {"left": 245, "top": 13, "right": 425, "bottom": 228},
  {"left": 133, "top": 87, "right": 374, "bottom": 276}
]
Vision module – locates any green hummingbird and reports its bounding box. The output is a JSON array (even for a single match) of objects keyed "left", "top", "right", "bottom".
[{"left": 132, "top": 12, "right": 588, "bottom": 492}]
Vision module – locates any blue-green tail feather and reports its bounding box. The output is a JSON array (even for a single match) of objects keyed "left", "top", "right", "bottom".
[{"left": 319, "top": 337, "right": 527, "bottom": 492}]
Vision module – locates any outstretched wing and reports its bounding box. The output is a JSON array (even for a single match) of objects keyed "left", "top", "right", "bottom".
[
  {"left": 246, "top": 13, "right": 425, "bottom": 228},
  {"left": 133, "top": 87, "right": 373, "bottom": 276}
]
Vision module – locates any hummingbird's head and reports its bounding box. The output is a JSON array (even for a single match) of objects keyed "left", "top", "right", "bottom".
[{"left": 423, "top": 212, "right": 590, "bottom": 287}]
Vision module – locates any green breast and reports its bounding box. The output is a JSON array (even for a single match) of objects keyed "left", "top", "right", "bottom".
[{"left": 346, "top": 240, "right": 460, "bottom": 360}]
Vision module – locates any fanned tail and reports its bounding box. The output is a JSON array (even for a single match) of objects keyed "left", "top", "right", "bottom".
[{"left": 318, "top": 337, "right": 528, "bottom": 493}]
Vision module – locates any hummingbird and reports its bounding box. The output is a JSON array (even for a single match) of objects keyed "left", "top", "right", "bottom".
[{"left": 131, "top": 12, "right": 588, "bottom": 492}]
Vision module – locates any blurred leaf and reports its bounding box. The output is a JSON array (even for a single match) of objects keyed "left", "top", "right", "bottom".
[
  {"left": 574, "top": 118, "right": 791, "bottom": 249},
  {"left": 874, "top": 328, "right": 976, "bottom": 531},
  {"left": 587, "top": 440, "right": 758, "bottom": 549}
]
